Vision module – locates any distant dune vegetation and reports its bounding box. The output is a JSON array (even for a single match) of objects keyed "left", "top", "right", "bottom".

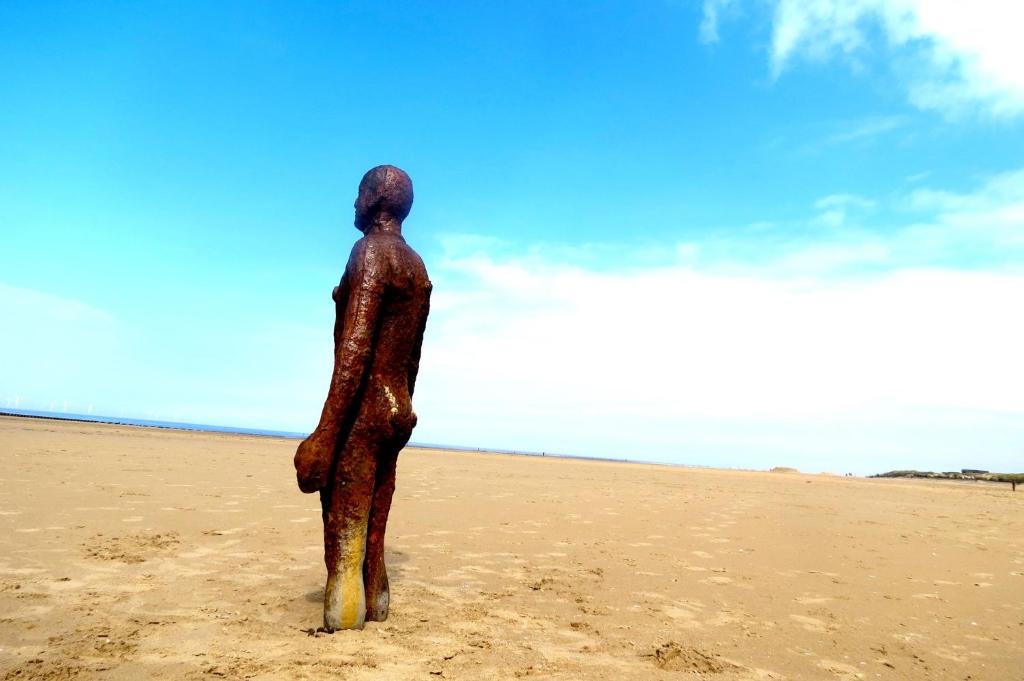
[{"left": 872, "top": 469, "right": 1024, "bottom": 487}]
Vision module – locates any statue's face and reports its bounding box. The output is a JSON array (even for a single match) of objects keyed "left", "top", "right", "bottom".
[{"left": 354, "top": 187, "right": 372, "bottom": 232}]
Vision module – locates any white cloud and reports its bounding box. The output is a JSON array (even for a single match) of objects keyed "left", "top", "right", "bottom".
[
  {"left": 0, "top": 283, "right": 115, "bottom": 325},
  {"left": 0, "top": 284, "right": 123, "bottom": 413},
  {"left": 748, "top": 168, "right": 1024, "bottom": 271},
  {"left": 811, "top": 193, "right": 877, "bottom": 228},
  {"left": 0, "top": 283, "right": 329, "bottom": 431},
  {"left": 900, "top": 167, "right": 1024, "bottom": 253},
  {"left": 775, "top": 0, "right": 1024, "bottom": 117},
  {"left": 826, "top": 115, "right": 906, "bottom": 144},
  {"left": 703, "top": 0, "right": 1024, "bottom": 118},
  {"left": 814, "top": 194, "right": 875, "bottom": 211},
  {"left": 699, "top": 0, "right": 737, "bottom": 44},
  {"left": 411, "top": 169, "right": 1024, "bottom": 473},
  {"left": 414, "top": 248, "right": 1023, "bottom": 473}
]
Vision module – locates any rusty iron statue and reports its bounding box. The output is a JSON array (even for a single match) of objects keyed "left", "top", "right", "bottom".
[{"left": 294, "top": 165, "right": 431, "bottom": 631}]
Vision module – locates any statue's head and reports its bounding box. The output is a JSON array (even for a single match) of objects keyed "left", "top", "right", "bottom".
[{"left": 355, "top": 165, "right": 414, "bottom": 233}]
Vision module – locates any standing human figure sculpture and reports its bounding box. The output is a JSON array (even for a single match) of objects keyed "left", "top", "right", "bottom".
[{"left": 294, "top": 165, "right": 431, "bottom": 631}]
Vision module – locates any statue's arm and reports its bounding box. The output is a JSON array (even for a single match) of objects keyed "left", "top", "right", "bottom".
[
  {"left": 315, "top": 241, "right": 386, "bottom": 437},
  {"left": 294, "top": 241, "right": 385, "bottom": 493},
  {"left": 407, "top": 290, "right": 431, "bottom": 398},
  {"left": 331, "top": 272, "right": 350, "bottom": 347}
]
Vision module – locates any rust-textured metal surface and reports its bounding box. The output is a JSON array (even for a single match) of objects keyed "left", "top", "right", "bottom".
[{"left": 294, "top": 165, "right": 431, "bottom": 631}]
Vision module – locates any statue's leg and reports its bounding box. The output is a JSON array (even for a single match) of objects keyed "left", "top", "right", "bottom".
[
  {"left": 364, "top": 444, "right": 400, "bottom": 621},
  {"left": 322, "top": 431, "right": 378, "bottom": 631}
]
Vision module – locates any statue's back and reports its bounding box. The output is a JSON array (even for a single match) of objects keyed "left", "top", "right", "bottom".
[{"left": 349, "top": 233, "right": 431, "bottom": 432}]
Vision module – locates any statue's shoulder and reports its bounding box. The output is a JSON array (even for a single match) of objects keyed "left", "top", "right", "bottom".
[
  {"left": 348, "top": 233, "right": 387, "bottom": 278},
  {"left": 398, "top": 240, "right": 430, "bottom": 287},
  {"left": 346, "top": 234, "right": 424, "bottom": 280},
  {"left": 345, "top": 235, "right": 382, "bottom": 268}
]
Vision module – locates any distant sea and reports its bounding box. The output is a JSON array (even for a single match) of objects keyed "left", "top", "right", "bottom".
[
  {"left": 0, "top": 408, "right": 308, "bottom": 440},
  {"left": 0, "top": 408, "right": 631, "bottom": 464}
]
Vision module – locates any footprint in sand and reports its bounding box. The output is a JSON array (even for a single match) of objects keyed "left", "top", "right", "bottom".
[
  {"left": 816, "top": 658, "right": 864, "bottom": 678},
  {"left": 703, "top": 575, "right": 733, "bottom": 586},
  {"left": 83, "top": 532, "right": 181, "bottom": 564},
  {"left": 662, "top": 606, "right": 701, "bottom": 623},
  {"left": 647, "top": 642, "right": 741, "bottom": 674},
  {"left": 790, "top": 614, "right": 827, "bottom": 633},
  {"left": 932, "top": 647, "right": 969, "bottom": 663}
]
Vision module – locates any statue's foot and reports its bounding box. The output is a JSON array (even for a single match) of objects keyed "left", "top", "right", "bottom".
[
  {"left": 323, "top": 570, "right": 366, "bottom": 631},
  {"left": 365, "top": 586, "right": 389, "bottom": 622}
]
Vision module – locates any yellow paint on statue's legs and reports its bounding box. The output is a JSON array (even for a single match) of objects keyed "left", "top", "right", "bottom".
[{"left": 323, "top": 527, "right": 368, "bottom": 631}]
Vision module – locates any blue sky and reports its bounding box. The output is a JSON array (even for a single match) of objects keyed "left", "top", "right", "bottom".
[{"left": 2, "top": 1, "right": 1022, "bottom": 474}]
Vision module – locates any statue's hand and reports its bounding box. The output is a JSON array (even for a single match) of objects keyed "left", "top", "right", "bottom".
[{"left": 294, "top": 430, "right": 334, "bottom": 493}]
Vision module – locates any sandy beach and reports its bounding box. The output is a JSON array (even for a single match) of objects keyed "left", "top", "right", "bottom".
[{"left": 0, "top": 415, "right": 1021, "bottom": 680}]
